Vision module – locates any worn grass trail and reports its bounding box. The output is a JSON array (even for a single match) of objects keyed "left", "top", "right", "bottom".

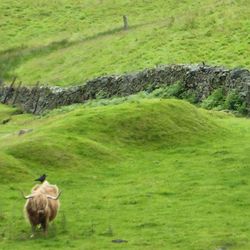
[{"left": 0, "top": 99, "right": 250, "bottom": 249}]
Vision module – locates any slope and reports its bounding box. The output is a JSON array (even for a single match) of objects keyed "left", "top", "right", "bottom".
[{"left": 0, "top": 99, "right": 222, "bottom": 181}]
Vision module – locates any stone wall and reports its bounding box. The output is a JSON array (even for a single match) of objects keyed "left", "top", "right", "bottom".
[{"left": 0, "top": 64, "right": 250, "bottom": 114}]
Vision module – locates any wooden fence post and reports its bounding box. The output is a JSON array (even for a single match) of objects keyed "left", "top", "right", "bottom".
[
  {"left": 12, "top": 81, "right": 22, "bottom": 105},
  {"left": 246, "top": 83, "right": 250, "bottom": 116},
  {"left": 123, "top": 15, "right": 128, "bottom": 30},
  {"left": 3, "top": 77, "right": 16, "bottom": 103},
  {"left": 33, "top": 91, "right": 41, "bottom": 114},
  {"left": 32, "top": 82, "right": 40, "bottom": 114}
]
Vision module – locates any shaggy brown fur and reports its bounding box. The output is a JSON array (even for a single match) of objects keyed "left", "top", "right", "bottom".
[{"left": 23, "top": 181, "right": 61, "bottom": 235}]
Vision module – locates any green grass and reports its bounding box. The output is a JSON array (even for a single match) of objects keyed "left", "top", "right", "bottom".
[
  {"left": 0, "top": 0, "right": 250, "bottom": 85},
  {"left": 1, "top": 98, "right": 250, "bottom": 249},
  {"left": 1, "top": 2, "right": 250, "bottom": 248}
]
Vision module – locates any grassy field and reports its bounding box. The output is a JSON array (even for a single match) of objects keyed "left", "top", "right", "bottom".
[
  {"left": 0, "top": 0, "right": 250, "bottom": 85},
  {"left": 0, "top": 98, "right": 250, "bottom": 249},
  {"left": 1, "top": 1, "right": 250, "bottom": 249}
]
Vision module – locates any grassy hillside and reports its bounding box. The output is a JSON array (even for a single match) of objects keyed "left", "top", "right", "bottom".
[
  {"left": 0, "top": 99, "right": 222, "bottom": 181},
  {"left": 1, "top": 98, "right": 250, "bottom": 249},
  {"left": 1, "top": 1, "right": 250, "bottom": 249},
  {"left": 0, "top": 0, "right": 250, "bottom": 85}
]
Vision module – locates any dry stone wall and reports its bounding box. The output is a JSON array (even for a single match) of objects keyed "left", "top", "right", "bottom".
[{"left": 0, "top": 64, "right": 250, "bottom": 114}]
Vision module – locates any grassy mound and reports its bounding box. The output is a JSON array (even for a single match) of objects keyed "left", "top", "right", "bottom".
[
  {"left": 0, "top": 99, "right": 222, "bottom": 179},
  {"left": 1, "top": 99, "right": 250, "bottom": 249},
  {"left": 0, "top": 0, "right": 249, "bottom": 85}
]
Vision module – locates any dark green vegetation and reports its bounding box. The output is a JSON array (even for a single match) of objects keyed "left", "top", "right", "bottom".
[
  {"left": 136, "top": 84, "right": 247, "bottom": 115},
  {"left": 201, "top": 88, "right": 247, "bottom": 114},
  {"left": 1, "top": 98, "right": 250, "bottom": 249},
  {"left": 0, "top": 0, "right": 250, "bottom": 85}
]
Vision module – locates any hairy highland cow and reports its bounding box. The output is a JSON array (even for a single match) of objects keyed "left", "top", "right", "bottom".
[{"left": 22, "top": 181, "right": 61, "bottom": 236}]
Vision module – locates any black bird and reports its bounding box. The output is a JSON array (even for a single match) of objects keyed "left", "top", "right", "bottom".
[{"left": 35, "top": 174, "right": 47, "bottom": 183}]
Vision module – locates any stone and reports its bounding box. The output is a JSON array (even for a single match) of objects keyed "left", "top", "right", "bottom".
[
  {"left": 112, "top": 239, "right": 128, "bottom": 243},
  {"left": 0, "top": 64, "right": 249, "bottom": 114},
  {"left": 2, "top": 118, "right": 11, "bottom": 124},
  {"left": 18, "top": 129, "right": 33, "bottom": 136}
]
